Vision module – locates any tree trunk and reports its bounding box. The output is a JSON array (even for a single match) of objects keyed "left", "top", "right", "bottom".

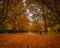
[{"left": 43, "top": 6, "right": 48, "bottom": 34}]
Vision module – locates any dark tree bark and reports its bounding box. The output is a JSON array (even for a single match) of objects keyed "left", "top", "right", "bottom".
[{"left": 43, "top": 6, "right": 48, "bottom": 34}]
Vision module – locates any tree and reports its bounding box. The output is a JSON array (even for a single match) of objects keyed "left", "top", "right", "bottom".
[
  {"left": 0, "top": 0, "right": 9, "bottom": 24},
  {"left": 35, "top": 0, "right": 60, "bottom": 23},
  {"left": 16, "top": 15, "right": 30, "bottom": 32}
]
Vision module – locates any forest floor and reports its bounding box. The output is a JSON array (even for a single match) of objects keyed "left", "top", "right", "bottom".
[{"left": 0, "top": 32, "right": 60, "bottom": 48}]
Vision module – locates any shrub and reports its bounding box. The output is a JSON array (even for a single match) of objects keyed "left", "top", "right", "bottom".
[
  {"left": 55, "top": 24, "right": 60, "bottom": 32},
  {"left": 0, "top": 25, "right": 6, "bottom": 33}
]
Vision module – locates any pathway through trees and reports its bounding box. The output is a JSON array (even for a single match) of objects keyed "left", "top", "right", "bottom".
[{"left": 0, "top": 32, "right": 60, "bottom": 48}]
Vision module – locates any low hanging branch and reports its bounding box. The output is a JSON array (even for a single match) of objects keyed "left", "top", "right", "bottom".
[{"left": 35, "top": 0, "right": 60, "bottom": 23}]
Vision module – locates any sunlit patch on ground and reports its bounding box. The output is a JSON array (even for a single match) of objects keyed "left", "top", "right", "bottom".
[{"left": 27, "top": 31, "right": 35, "bottom": 34}]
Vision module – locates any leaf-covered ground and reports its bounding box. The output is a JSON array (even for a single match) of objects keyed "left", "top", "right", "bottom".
[{"left": 0, "top": 32, "right": 60, "bottom": 48}]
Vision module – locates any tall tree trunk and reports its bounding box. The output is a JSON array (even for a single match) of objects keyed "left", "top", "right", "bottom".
[
  {"left": 43, "top": 6, "right": 48, "bottom": 34},
  {"left": 13, "top": 15, "right": 16, "bottom": 33}
]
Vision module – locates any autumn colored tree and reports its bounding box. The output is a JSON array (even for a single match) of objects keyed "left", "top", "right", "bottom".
[
  {"left": 35, "top": 0, "right": 60, "bottom": 23},
  {"left": 16, "top": 15, "right": 30, "bottom": 32},
  {"left": 0, "top": 0, "right": 9, "bottom": 24},
  {"left": 28, "top": 22, "right": 37, "bottom": 32},
  {"left": 0, "top": 0, "right": 59, "bottom": 33}
]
